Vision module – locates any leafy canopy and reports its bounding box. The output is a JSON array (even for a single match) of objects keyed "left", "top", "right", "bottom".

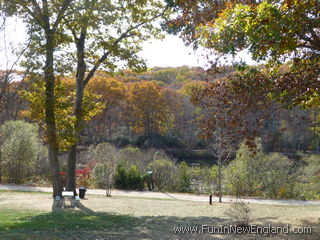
[
  {"left": 19, "top": 76, "right": 104, "bottom": 150},
  {"left": 198, "top": 0, "right": 320, "bottom": 61}
]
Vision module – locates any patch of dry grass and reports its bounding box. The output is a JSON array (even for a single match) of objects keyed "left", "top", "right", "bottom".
[{"left": 0, "top": 191, "right": 319, "bottom": 240}]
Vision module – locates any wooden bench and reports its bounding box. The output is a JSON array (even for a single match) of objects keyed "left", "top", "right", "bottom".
[{"left": 62, "top": 191, "right": 74, "bottom": 197}]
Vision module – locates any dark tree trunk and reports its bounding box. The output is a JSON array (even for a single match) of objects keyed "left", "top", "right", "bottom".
[
  {"left": 217, "top": 127, "right": 223, "bottom": 203},
  {"left": 44, "top": 29, "right": 63, "bottom": 197},
  {"left": 66, "top": 144, "right": 77, "bottom": 194},
  {"left": 0, "top": 150, "right": 2, "bottom": 183},
  {"left": 218, "top": 153, "right": 222, "bottom": 203},
  {"left": 66, "top": 28, "right": 86, "bottom": 193}
]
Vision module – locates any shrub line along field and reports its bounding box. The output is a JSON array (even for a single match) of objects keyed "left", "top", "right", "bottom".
[{"left": 1, "top": 184, "right": 320, "bottom": 206}]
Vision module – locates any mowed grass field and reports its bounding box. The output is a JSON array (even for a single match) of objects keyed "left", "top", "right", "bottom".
[{"left": 0, "top": 190, "right": 319, "bottom": 240}]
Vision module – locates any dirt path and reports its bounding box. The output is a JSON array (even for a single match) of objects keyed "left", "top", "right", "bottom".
[{"left": 1, "top": 184, "right": 319, "bottom": 206}]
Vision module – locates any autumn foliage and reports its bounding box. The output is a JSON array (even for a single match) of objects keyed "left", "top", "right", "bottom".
[
  {"left": 124, "top": 81, "right": 168, "bottom": 135},
  {"left": 19, "top": 76, "right": 104, "bottom": 150},
  {"left": 60, "top": 167, "right": 92, "bottom": 188}
]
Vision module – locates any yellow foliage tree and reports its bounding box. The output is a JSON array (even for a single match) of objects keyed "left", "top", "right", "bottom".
[
  {"left": 124, "top": 81, "right": 169, "bottom": 136},
  {"left": 19, "top": 76, "right": 104, "bottom": 151}
]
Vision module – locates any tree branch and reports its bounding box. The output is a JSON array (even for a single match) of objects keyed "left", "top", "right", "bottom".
[
  {"left": 19, "top": 4, "right": 43, "bottom": 27},
  {"left": 83, "top": 7, "right": 169, "bottom": 86},
  {"left": 52, "top": 0, "right": 73, "bottom": 31},
  {"left": 30, "top": 0, "right": 43, "bottom": 16}
]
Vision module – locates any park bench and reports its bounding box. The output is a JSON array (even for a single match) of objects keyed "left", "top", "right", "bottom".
[{"left": 62, "top": 191, "right": 74, "bottom": 197}]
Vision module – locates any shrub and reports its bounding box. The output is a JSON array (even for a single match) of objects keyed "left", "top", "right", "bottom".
[
  {"left": 142, "top": 134, "right": 181, "bottom": 148},
  {"left": 114, "top": 163, "right": 143, "bottom": 190},
  {"left": 33, "top": 145, "right": 50, "bottom": 179},
  {"left": 89, "top": 142, "right": 118, "bottom": 164},
  {"left": 224, "top": 140, "right": 264, "bottom": 197},
  {"left": 177, "top": 162, "right": 191, "bottom": 193},
  {"left": 133, "top": 135, "right": 148, "bottom": 147},
  {"left": 298, "top": 154, "right": 320, "bottom": 200},
  {"left": 127, "top": 165, "right": 144, "bottom": 190},
  {"left": 225, "top": 201, "right": 252, "bottom": 226},
  {"left": 119, "top": 147, "right": 170, "bottom": 173},
  {"left": 59, "top": 168, "right": 92, "bottom": 188},
  {"left": 114, "top": 163, "right": 128, "bottom": 189},
  {"left": 187, "top": 165, "right": 218, "bottom": 194},
  {"left": 259, "top": 153, "right": 296, "bottom": 198},
  {"left": 89, "top": 143, "right": 173, "bottom": 191},
  {"left": 224, "top": 140, "right": 297, "bottom": 199},
  {"left": 93, "top": 163, "right": 108, "bottom": 188},
  {"left": 0, "top": 120, "right": 40, "bottom": 183},
  {"left": 90, "top": 143, "right": 118, "bottom": 194},
  {"left": 76, "top": 168, "right": 92, "bottom": 188},
  {"left": 88, "top": 143, "right": 173, "bottom": 177},
  {"left": 148, "top": 159, "right": 177, "bottom": 191}
]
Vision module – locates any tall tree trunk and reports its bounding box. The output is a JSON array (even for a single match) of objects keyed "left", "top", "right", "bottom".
[
  {"left": 66, "top": 144, "right": 77, "bottom": 193},
  {"left": 0, "top": 149, "right": 2, "bottom": 183},
  {"left": 65, "top": 88, "right": 84, "bottom": 192},
  {"left": 66, "top": 28, "right": 86, "bottom": 193},
  {"left": 217, "top": 126, "right": 223, "bottom": 203},
  {"left": 218, "top": 152, "right": 222, "bottom": 203},
  {"left": 44, "top": 29, "right": 63, "bottom": 197}
]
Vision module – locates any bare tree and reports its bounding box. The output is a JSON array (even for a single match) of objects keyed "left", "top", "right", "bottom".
[{"left": 90, "top": 143, "right": 118, "bottom": 196}]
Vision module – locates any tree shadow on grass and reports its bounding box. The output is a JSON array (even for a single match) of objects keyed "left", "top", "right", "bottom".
[
  {"left": 0, "top": 201, "right": 143, "bottom": 240},
  {"left": 51, "top": 197, "right": 95, "bottom": 214}
]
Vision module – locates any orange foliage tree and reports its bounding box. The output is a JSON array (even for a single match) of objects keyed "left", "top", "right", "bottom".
[
  {"left": 86, "top": 76, "right": 126, "bottom": 140},
  {"left": 124, "top": 81, "right": 170, "bottom": 136}
]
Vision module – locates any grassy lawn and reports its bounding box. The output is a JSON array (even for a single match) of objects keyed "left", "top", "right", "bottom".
[
  {"left": 0, "top": 210, "right": 140, "bottom": 240},
  {"left": 0, "top": 191, "right": 319, "bottom": 240}
]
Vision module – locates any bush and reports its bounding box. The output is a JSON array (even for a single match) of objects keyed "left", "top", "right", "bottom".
[
  {"left": 90, "top": 143, "right": 118, "bottom": 192},
  {"left": 298, "top": 154, "right": 320, "bottom": 200},
  {"left": 0, "top": 120, "right": 40, "bottom": 183},
  {"left": 185, "top": 165, "right": 218, "bottom": 194},
  {"left": 177, "top": 162, "right": 191, "bottom": 193},
  {"left": 148, "top": 159, "right": 177, "bottom": 191},
  {"left": 133, "top": 135, "right": 149, "bottom": 147},
  {"left": 76, "top": 168, "right": 92, "bottom": 188},
  {"left": 93, "top": 163, "right": 109, "bottom": 188},
  {"left": 89, "top": 143, "right": 173, "bottom": 191},
  {"left": 225, "top": 201, "right": 252, "bottom": 226},
  {"left": 114, "top": 163, "right": 128, "bottom": 189},
  {"left": 119, "top": 147, "right": 169, "bottom": 174},
  {"left": 127, "top": 165, "right": 144, "bottom": 190},
  {"left": 224, "top": 140, "right": 297, "bottom": 199},
  {"left": 114, "top": 163, "right": 143, "bottom": 190},
  {"left": 33, "top": 144, "right": 50, "bottom": 179},
  {"left": 260, "top": 153, "right": 296, "bottom": 199}
]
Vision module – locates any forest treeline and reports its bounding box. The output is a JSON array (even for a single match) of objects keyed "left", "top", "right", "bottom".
[{"left": 0, "top": 66, "right": 319, "bottom": 157}]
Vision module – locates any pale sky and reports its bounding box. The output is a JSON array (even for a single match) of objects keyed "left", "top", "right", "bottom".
[
  {"left": 140, "top": 35, "right": 257, "bottom": 68},
  {"left": 1, "top": 17, "right": 256, "bottom": 70},
  {"left": 140, "top": 35, "right": 208, "bottom": 68}
]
